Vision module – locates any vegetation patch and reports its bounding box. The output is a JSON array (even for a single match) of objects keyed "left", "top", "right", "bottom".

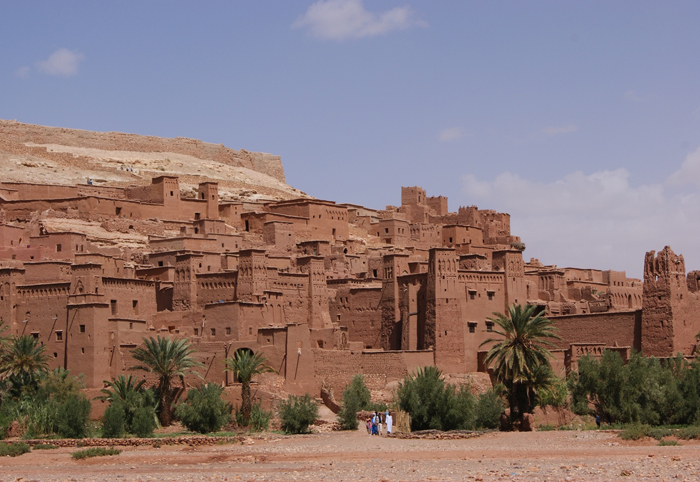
[
  {"left": 279, "top": 394, "right": 318, "bottom": 434},
  {"left": 32, "top": 443, "right": 59, "bottom": 450},
  {"left": 0, "top": 442, "right": 31, "bottom": 457},
  {"left": 71, "top": 447, "right": 121, "bottom": 460}
]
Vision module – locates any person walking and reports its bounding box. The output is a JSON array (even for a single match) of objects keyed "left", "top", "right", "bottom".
[{"left": 385, "top": 410, "right": 393, "bottom": 435}]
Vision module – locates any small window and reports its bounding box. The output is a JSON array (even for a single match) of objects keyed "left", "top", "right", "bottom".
[
  {"left": 55, "top": 331, "right": 63, "bottom": 341},
  {"left": 81, "top": 347, "right": 85, "bottom": 354},
  {"left": 194, "top": 328, "right": 199, "bottom": 336},
  {"left": 194, "top": 213, "right": 201, "bottom": 220},
  {"left": 469, "top": 291, "right": 476, "bottom": 300},
  {"left": 158, "top": 261, "right": 164, "bottom": 267},
  {"left": 487, "top": 291, "right": 494, "bottom": 301},
  {"left": 211, "top": 328, "right": 216, "bottom": 336},
  {"left": 116, "top": 207, "right": 122, "bottom": 216},
  {"left": 132, "top": 300, "right": 139, "bottom": 315},
  {"left": 226, "top": 327, "right": 231, "bottom": 335},
  {"left": 248, "top": 327, "right": 253, "bottom": 335},
  {"left": 79, "top": 324, "right": 85, "bottom": 333},
  {"left": 31, "top": 332, "right": 39, "bottom": 339},
  {"left": 170, "top": 191, "right": 174, "bottom": 196},
  {"left": 468, "top": 323, "right": 476, "bottom": 334},
  {"left": 129, "top": 322, "right": 133, "bottom": 329},
  {"left": 486, "top": 322, "right": 494, "bottom": 332},
  {"left": 110, "top": 300, "right": 117, "bottom": 315},
  {"left": 56, "top": 244, "right": 62, "bottom": 252}
]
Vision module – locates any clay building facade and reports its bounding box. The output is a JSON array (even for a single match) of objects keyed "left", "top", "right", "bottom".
[{"left": 0, "top": 176, "right": 694, "bottom": 401}]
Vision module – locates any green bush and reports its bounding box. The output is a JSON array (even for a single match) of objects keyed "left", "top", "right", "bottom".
[
  {"left": 658, "top": 439, "right": 679, "bottom": 446},
  {"left": 248, "top": 402, "right": 272, "bottom": 432},
  {"left": 71, "top": 447, "right": 121, "bottom": 459},
  {"left": 619, "top": 423, "right": 651, "bottom": 441},
  {"left": 397, "top": 366, "right": 478, "bottom": 431},
  {"left": 279, "top": 394, "right": 318, "bottom": 434},
  {"left": 0, "top": 442, "right": 31, "bottom": 457},
  {"left": 56, "top": 394, "right": 91, "bottom": 439},
  {"left": 337, "top": 375, "right": 387, "bottom": 430},
  {"left": 678, "top": 425, "right": 700, "bottom": 440},
  {"left": 101, "top": 402, "right": 126, "bottom": 438},
  {"left": 175, "top": 383, "right": 231, "bottom": 434},
  {"left": 32, "top": 443, "right": 58, "bottom": 450},
  {"left": 131, "top": 405, "right": 157, "bottom": 437},
  {"left": 475, "top": 389, "right": 504, "bottom": 429}
]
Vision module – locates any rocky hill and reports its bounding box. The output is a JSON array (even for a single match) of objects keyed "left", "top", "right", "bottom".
[{"left": 0, "top": 119, "right": 308, "bottom": 203}]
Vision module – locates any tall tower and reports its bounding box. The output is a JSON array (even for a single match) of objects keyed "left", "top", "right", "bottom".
[
  {"left": 173, "top": 253, "right": 202, "bottom": 310},
  {"left": 426, "top": 248, "right": 463, "bottom": 373},
  {"left": 493, "top": 249, "right": 526, "bottom": 309},
  {"left": 198, "top": 182, "right": 219, "bottom": 220},
  {"left": 297, "top": 256, "right": 332, "bottom": 330},
  {"left": 641, "top": 246, "right": 696, "bottom": 356},
  {"left": 379, "top": 253, "right": 409, "bottom": 350},
  {"left": 237, "top": 249, "right": 268, "bottom": 302}
]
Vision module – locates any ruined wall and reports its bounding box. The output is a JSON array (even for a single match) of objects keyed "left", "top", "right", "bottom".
[
  {"left": 549, "top": 310, "right": 642, "bottom": 351},
  {"left": 312, "top": 349, "right": 434, "bottom": 400}
]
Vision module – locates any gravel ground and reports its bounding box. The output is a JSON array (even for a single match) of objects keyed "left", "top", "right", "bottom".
[{"left": 1, "top": 430, "right": 699, "bottom": 481}]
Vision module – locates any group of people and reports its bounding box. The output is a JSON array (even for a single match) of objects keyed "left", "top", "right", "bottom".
[{"left": 366, "top": 410, "right": 393, "bottom": 436}]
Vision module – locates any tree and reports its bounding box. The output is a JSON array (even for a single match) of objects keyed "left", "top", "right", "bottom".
[
  {"left": 480, "top": 304, "right": 560, "bottom": 429},
  {"left": 0, "top": 335, "right": 50, "bottom": 394},
  {"left": 130, "top": 336, "right": 203, "bottom": 426},
  {"left": 224, "top": 349, "right": 275, "bottom": 426}
]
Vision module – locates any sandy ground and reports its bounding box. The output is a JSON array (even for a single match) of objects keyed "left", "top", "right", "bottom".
[{"left": 1, "top": 430, "right": 699, "bottom": 482}]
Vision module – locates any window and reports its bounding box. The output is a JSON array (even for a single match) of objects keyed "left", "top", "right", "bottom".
[
  {"left": 469, "top": 290, "right": 476, "bottom": 300},
  {"left": 158, "top": 261, "right": 163, "bottom": 267},
  {"left": 81, "top": 347, "right": 85, "bottom": 354},
  {"left": 132, "top": 300, "right": 139, "bottom": 315},
  {"left": 211, "top": 328, "right": 216, "bottom": 336},
  {"left": 486, "top": 322, "right": 494, "bottom": 332},
  {"left": 226, "top": 327, "right": 231, "bottom": 335},
  {"left": 116, "top": 207, "right": 122, "bottom": 216},
  {"left": 385, "top": 228, "right": 389, "bottom": 234},
  {"left": 31, "top": 332, "right": 39, "bottom": 339},
  {"left": 487, "top": 291, "right": 494, "bottom": 301},
  {"left": 110, "top": 300, "right": 117, "bottom": 315},
  {"left": 248, "top": 327, "right": 253, "bottom": 335},
  {"left": 170, "top": 191, "right": 174, "bottom": 196},
  {"left": 129, "top": 322, "right": 133, "bottom": 329},
  {"left": 56, "top": 244, "right": 62, "bottom": 252},
  {"left": 194, "top": 328, "right": 199, "bottom": 336},
  {"left": 468, "top": 323, "right": 477, "bottom": 334},
  {"left": 79, "top": 324, "right": 85, "bottom": 333},
  {"left": 194, "top": 213, "right": 200, "bottom": 220},
  {"left": 55, "top": 331, "right": 63, "bottom": 341},
  {"left": 449, "top": 237, "right": 453, "bottom": 243}
]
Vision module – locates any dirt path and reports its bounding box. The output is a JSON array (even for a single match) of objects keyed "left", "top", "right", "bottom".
[{"left": 1, "top": 430, "right": 699, "bottom": 481}]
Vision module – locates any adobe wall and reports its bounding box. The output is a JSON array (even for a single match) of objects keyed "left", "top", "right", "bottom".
[
  {"left": 312, "top": 349, "right": 434, "bottom": 400},
  {"left": 548, "top": 310, "right": 642, "bottom": 351},
  {"left": 329, "top": 285, "right": 382, "bottom": 349}
]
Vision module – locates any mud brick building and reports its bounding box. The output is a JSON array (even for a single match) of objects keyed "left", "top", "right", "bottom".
[{"left": 0, "top": 177, "right": 694, "bottom": 401}]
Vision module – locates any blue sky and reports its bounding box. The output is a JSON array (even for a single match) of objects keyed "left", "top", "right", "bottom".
[{"left": 3, "top": 1, "right": 700, "bottom": 278}]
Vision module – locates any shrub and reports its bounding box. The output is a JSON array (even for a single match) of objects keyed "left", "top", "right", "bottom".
[
  {"left": 131, "top": 405, "right": 157, "bottom": 437},
  {"left": 56, "top": 394, "right": 91, "bottom": 439},
  {"left": 337, "top": 375, "right": 387, "bottom": 430},
  {"left": 475, "top": 389, "right": 503, "bottom": 429},
  {"left": 279, "top": 394, "right": 318, "bottom": 434},
  {"left": 32, "top": 443, "right": 58, "bottom": 450},
  {"left": 248, "top": 402, "right": 272, "bottom": 432},
  {"left": 620, "top": 423, "right": 651, "bottom": 441},
  {"left": 397, "top": 366, "right": 478, "bottom": 431},
  {"left": 175, "top": 383, "right": 231, "bottom": 434},
  {"left": 345, "top": 375, "right": 371, "bottom": 409},
  {"left": 678, "top": 425, "right": 700, "bottom": 440},
  {"left": 71, "top": 447, "right": 121, "bottom": 459},
  {"left": 658, "top": 439, "right": 679, "bottom": 446},
  {"left": 337, "top": 396, "right": 360, "bottom": 431},
  {"left": 0, "top": 442, "right": 31, "bottom": 457},
  {"left": 101, "top": 402, "right": 126, "bottom": 438}
]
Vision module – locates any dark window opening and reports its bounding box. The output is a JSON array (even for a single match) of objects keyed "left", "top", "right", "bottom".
[
  {"left": 226, "top": 327, "right": 231, "bottom": 335},
  {"left": 110, "top": 300, "right": 117, "bottom": 315},
  {"left": 79, "top": 324, "right": 85, "bottom": 333},
  {"left": 55, "top": 331, "right": 63, "bottom": 341}
]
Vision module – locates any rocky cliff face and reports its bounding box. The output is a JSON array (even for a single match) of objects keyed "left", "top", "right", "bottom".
[{"left": 0, "top": 119, "right": 305, "bottom": 202}]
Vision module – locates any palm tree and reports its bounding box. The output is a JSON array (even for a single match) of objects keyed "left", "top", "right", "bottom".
[
  {"left": 0, "top": 335, "right": 50, "bottom": 393},
  {"left": 224, "top": 349, "right": 275, "bottom": 425},
  {"left": 96, "top": 374, "right": 146, "bottom": 404},
  {"left": 130, "top": 336, "right": 203, "bottom": 426},
  {"left": 480, "top": 304, "right": 560, "bottom": 429}
]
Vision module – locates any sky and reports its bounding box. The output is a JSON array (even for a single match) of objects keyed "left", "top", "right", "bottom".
[{"left": 2, "top": 0, "right": 700, "bottom": 278}]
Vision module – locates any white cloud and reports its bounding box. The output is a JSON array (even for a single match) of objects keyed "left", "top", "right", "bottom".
[
  {"left": 36, "top": 48, "right": 84, "bottom": 77},
  {"left": 541, "top": 124, "right": 577, "bottom": 135},
  {"left": 439, "top": 127, "right": 464, "bottom": 142},
  {"left": 461, "top": 162, "right": 700, "bottom": 278},
  {"left": 14, "top": 66, "right": 30, "bottom": 78},
  {"left": 666, "top": 146, "right": 700, "bottom": 187},
  {"left": 292, "top": 0, "right": 427, "bottom": 41}
]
